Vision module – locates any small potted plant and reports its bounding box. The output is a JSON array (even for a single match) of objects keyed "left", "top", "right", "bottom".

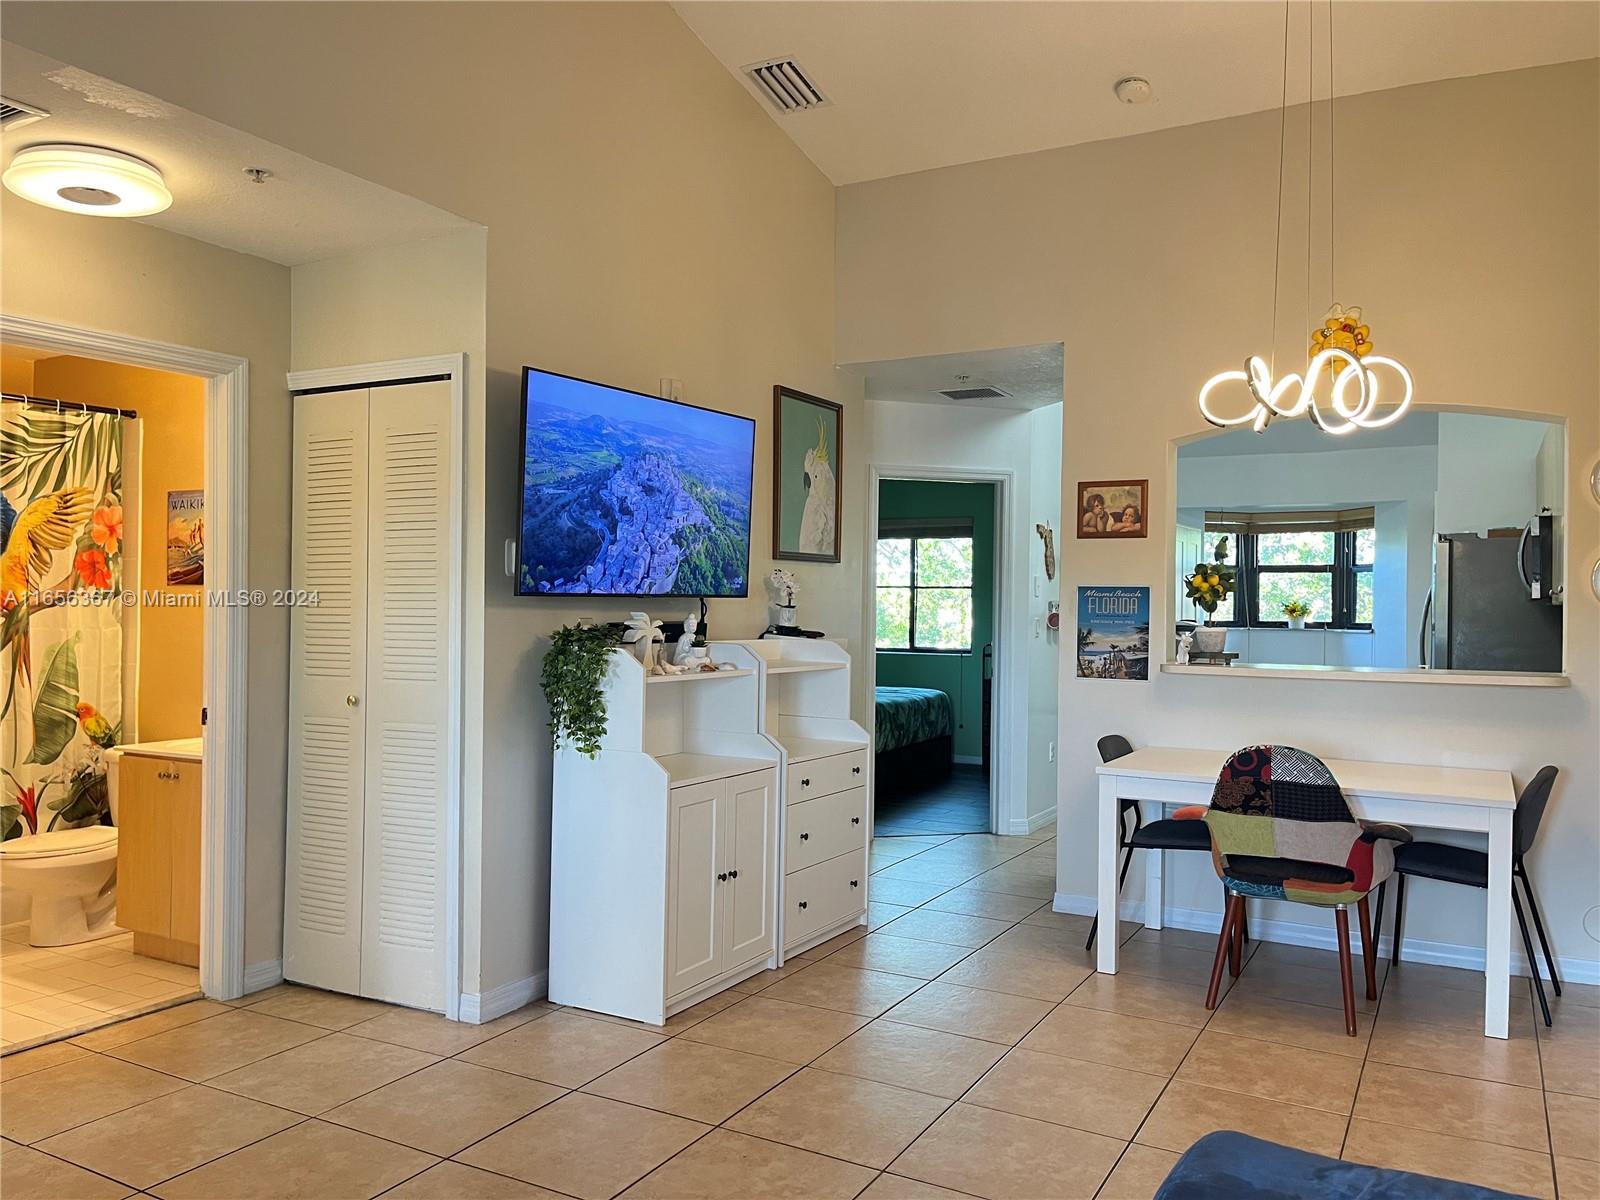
[
  {"left": 1184, "top": 537, "right": 1236, "bottom": 655},
  {"left": 1282, "top": 600, "right": 1311, "bottom": 630}
]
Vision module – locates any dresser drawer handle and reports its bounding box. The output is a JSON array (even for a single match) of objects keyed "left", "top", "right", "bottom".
[
  {"left": 800, "top": 778, "right": 811, "bottom": 787},
  {"left": 851, "top": 816, "right": 860, "bottom": 825},
  {"left": 797, "top": 900, "right": 808, "bottom": 910},
  {"left": 717, "top": 872, "right": 728, "bottom": 882},
  {"left": 852, "top": 766, "right": 861, "bottom": 775},
  {"left": 799, "top": 832, "right": 809, "bottom": 841},
  {"left": 850, "top": 879, "right": 860, "bottom": 888},
  {"left": 728, "top": 869, "right": 738, "bottom": 880}
]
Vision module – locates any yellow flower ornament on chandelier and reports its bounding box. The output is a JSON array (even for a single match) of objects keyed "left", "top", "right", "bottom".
[{"left": 1199, "top": 305, "right": 1414, "bottom": 437}]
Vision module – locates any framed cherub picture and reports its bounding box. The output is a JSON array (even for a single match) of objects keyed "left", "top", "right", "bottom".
[{"left": 1076, "top": 479, "right": 1148, "bottom": 539}]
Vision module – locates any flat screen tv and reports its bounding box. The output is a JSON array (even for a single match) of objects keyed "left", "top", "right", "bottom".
[{"left": 516, "top": 367, "right": 756, "bottom": 597}]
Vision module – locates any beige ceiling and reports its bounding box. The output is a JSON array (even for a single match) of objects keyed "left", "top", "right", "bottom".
[
  {"left": 674, "top": 1, "right": 1600, "bottom": 185},
  {"left": 1, "top": 42, "right": 476, "bottom": 266},
  {"left": 851, "top": 343, "right": 1064, "bottom": 411}
]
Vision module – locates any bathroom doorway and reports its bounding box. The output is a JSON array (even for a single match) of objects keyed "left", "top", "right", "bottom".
[{"left": 0, "top": 319, "right": 246, "bottom": 1053}]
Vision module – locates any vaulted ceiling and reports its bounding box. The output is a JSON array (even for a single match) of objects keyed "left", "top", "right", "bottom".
[{"left": 675, "top": 1, "right": 1600, "bottom": 184}]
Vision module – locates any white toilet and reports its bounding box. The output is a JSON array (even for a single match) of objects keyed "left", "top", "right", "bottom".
[
  {"left": 0, "top": 824, "right": 120, "bottom": 947},
  {"left": 0, "top": 752, "right": 122, "bottom": 947}
]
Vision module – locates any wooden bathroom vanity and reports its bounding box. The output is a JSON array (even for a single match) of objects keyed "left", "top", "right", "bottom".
[{"left": 115, "top": 741, "right": 203, "bottom": 966}]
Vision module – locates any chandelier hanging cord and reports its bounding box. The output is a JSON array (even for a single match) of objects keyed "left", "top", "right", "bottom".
[{"left": 1268, "top": 0, "right": 1291, "bottom": 380}]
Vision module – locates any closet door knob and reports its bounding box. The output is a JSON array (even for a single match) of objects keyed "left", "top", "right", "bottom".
[
  {"left": 346, "top": 694, "right": 360, "bottom": 708},
  {"left": 797, "top": 900, "right": 808, "bottom": 910},
  {"left": 728, "top": 869, "right": 738, "bottom": 880},
  {"left": 851, "top": 817, "right": 860, "bottom": 825},
  {"left": 850, "top": 879, "right": 860, "bottom": 888},
  {"left": 717, "top": 872, "right": 728, "bottom": 882},
  {"left": 799, "top": 832, "right": 809, "bottom": 841}
]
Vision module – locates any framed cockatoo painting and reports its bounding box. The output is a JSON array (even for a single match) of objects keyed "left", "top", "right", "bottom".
[{"left": 772, "top": 385, "right": 842, "bottom": 563}]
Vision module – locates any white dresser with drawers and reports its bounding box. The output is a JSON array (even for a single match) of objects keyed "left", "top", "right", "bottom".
[{"left": 718, "top": 637, "right": 872, "bottom": 956}]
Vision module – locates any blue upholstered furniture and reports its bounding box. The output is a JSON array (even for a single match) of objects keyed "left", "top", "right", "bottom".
[{"left": 1155, "top": 1132, "right": 1536, "bottom": 1199}]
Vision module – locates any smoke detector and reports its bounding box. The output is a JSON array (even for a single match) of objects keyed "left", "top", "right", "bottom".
[
  {"left": 0, "top": 96, "right": 50, "bottom": 130},
  {"left": 744, "top": 58, "right": 829, "bottom": 113},
  {"left": 1114, "top": 76, "right": 1155, "bottom": 105}
]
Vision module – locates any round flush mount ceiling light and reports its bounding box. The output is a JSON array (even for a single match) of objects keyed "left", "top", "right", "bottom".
[
  {"left": 1114, "top": 77, "right": 1154, "bottom": 105},
  {"left": 3, "top": 144, "right": 171, "bottom": 217}
]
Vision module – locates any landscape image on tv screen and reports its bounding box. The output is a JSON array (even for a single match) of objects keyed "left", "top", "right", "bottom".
[{"left": 517, "top": 369, "right": 756, "bottom": 597}]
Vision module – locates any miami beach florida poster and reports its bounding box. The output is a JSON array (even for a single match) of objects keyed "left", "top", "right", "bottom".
[{"left": 1077, "top": 586, "right": 1150, "bottom": 680}]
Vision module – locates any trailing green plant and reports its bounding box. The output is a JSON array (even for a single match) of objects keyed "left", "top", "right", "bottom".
[{"left": 541, "top": 623, "right": 623, "bottom": 758}]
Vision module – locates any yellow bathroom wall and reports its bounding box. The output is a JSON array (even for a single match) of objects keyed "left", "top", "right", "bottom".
[
  {"left": 0, "top": 352, "right": 35, "bottom": 394},
  {"left": 29, "top": 355, "right": 205, "bottom": 741}
]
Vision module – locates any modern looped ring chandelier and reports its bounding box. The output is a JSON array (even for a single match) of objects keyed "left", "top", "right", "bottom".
[{"left": 1197, "top": 0, "right": 1413, "bottom": 435}]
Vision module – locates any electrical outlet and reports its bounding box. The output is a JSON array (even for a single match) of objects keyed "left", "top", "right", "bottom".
[{"left": 1048, "top": 740, "right": 1055, "bottom": 763}]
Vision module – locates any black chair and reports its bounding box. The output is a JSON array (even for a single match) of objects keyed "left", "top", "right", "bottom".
[
  {"left": 1375, "top": 765, "right": 1560, "bottom": 1026},
  {"left": 1087, "top": 734, "right": 1220, "bottom": 951}
]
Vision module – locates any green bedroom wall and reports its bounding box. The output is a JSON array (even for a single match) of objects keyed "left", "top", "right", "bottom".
[{"left": 875, "top": 479, "right": 995, "bottom": 762}]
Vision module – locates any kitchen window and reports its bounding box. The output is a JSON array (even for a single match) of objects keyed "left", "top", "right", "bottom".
[{"left": 1205, "top": 509, "right": 1375, "bottom": 630}]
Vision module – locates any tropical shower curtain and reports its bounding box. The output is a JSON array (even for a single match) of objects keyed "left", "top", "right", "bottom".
[{"left": 1, "top": 399, "right": 128, "bottom": 841}]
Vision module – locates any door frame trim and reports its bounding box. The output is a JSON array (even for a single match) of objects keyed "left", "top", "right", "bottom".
[
  {"left": 862, "top": 465, "right": 1017, "bottom": 836},
  {"left": 287, "top": 354, "right": 467, "bottom": 1020},
  {"left": 2, "top": 311, "right": 251, "bottom": 1000}
]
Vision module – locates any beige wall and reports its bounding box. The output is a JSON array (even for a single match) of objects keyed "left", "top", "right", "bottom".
[
  {"left": 838, "top": 62, "right": 1600, "bottom": 973},
  {"left": 5, "top": 2, "right": 858, "bottom": 995},
  {"left": 29, "top": 356, "right": 206, "bottom": 742},
  {"left": 1, "top": 197, "right": 293, "bottom": 969}
]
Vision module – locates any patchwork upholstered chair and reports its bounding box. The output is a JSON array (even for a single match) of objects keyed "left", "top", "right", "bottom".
[{"left": 1189, "top": 745, "right": 1411, "bottom": 1035}]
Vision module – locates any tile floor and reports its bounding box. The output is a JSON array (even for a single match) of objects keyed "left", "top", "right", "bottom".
[
  {"left": 874, "top": 764, "right": 990, "bottom": 836},
  {"left": 4, "top": 827, "right": 1596, "bottom": 1200},
  {"left": 1, "top": 923, "right": 201, "bottom": 1052}
]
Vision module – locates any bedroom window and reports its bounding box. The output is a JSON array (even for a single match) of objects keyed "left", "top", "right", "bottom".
[{"left": 876, "top": 535, "right": 974, "bottom": 652}]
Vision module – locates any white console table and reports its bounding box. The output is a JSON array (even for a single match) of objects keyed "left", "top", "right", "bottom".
[{"left": 1095, "top": 747, "right": 1518, "bottom": 1038}]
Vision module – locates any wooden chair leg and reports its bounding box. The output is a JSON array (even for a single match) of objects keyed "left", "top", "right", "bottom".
[
  {"left": 1228, "top": 899, "right": 1244, "bottom": 977},
  {"left": 1357, "top": 895, "right": 1378, "bottom": 1001},
  {"left": 1335, "top": 907, "right": 1358, "bottom": 1037},
  {"left": 1206, "top": 893, "right": 1238, "bottom": 1011}
]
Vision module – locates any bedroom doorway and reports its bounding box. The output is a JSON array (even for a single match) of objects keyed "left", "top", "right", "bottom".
[{"left": 871, "top": 478, "right": 997, "bottom": 836}]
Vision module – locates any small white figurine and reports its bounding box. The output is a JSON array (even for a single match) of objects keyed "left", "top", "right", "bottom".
[
  {"left": 673, "top": 611, "right": 703, "bottom": 667},
  {"left": 1176, "top": 631, "right": 1194, "bottom": 665},
  {"left": 622, "top": 612, "right": 664, "bottom": 670}
]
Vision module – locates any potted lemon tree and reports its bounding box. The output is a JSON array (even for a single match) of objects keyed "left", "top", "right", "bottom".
[{"left": 1184, "top": 538, "right": 1237, "bottom": 654}]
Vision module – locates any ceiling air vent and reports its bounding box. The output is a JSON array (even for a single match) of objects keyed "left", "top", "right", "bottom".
[
  {"left": 0, "top": 96, "right": 50, "bottom": 131},
  {"left": 939, "top": 385, "right": 1012, "bottom": 402},
  {"left": 744, "top": 58, "right": 829, "bottom": 113}
]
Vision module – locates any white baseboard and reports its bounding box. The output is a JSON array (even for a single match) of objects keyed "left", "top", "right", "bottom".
[
  {"left": 460, "top": 971, "right": 548, "bottom": 1024},
  {"left": 242, "top": 959, "right": 283, "bottom": 994},
  {"left": 1053, "top": 891, "right": 1600, "bottom": 986},
  {"left": 1008, "top": 806, "right": 1057, "bottom": 836}
]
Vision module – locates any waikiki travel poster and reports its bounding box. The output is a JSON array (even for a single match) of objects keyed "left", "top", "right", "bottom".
[
  {"left": 166, "top": 489, "right": 205, "bottom": 586},
  {"left": 1077, "top": 586, "right": 1150, "bottom": 680}
]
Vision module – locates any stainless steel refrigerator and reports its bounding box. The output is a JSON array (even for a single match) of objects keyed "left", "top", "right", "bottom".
[{"left": 1423, "top": 516, "right": 1562, "bottom": 671}]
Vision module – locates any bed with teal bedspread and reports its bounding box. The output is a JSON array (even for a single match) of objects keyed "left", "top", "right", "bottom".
[{"left": 874, "top": 687, "right": 954, "bottom": 754}]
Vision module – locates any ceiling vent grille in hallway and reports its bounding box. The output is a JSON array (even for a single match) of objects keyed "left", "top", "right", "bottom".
[
  {"left": 0, "top": 97, "right": 50, "bottom": 130},
  {"left": 938, "top": 385, "right": 1012, "bottom": 402},
  {"left": 744, "top": 58, "right": 829, "bottom": 113}
]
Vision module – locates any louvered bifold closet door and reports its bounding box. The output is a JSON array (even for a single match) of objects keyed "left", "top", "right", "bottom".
[
  {"left": 359, "top": 379, "right": 453, "bottom": 1010},
  {"left": 286, "top": 388, "right": 370, "bottom": 994}
]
